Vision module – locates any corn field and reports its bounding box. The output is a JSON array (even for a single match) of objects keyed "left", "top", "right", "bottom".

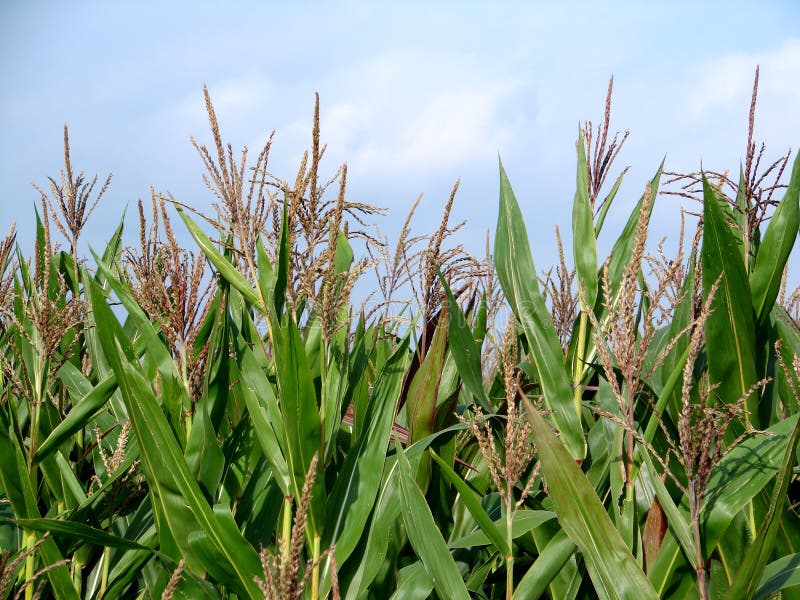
[{"left": 1, "top": 75, "right": 799, "bottom": 599}]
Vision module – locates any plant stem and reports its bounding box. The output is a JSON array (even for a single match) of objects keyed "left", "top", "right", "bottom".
[
  {"left": 311, "top": 535, "right": 321, "bottom": 600},
  {"left": 71, "top": 556, "right": 83, "bottom": 596},
  {"left": 180, "top": 345, "right": 192, "bottom": 443},
  {"left": 100, "top": 545, "right": 110, "bottom": 597},
  {"left": 688, "top": 482, "right": 708, "bottom": 600},
  {"left": 505, "top": 490, "right": 514, "bottom": 600},
  {"left": 25, "top": 530, "right": 34, "bottom": 600},
  {"left": 573, "top": 312, "right": 588, "bottom": 417},
  {"left": 282, "top": 496, "right": 292, "bottom": 565},
  {"left": 625, "top": 388, "right": 635, "bottom": 494}
]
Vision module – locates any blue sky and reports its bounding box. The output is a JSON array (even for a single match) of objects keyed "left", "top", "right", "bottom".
[{"left": 1, "top": 1, "right": 799, "bottom": 273}]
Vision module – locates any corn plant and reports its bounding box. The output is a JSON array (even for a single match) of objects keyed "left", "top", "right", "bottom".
[{"left": 0, "top": 73, "right": 799, "bottom": 600}]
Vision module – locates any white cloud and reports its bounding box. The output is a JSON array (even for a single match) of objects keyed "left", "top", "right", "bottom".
[
  {"left": 348, "top": 86, "right": 518, "bottom": 175},
  {"left": 149, "top": 50, "right": 529, "bottom": 185},
  {"left": 689, "top": 38, "right": 800, "bottom": 115},
  {"left": 156, "top": 73, "right": 275, "bottom": 143},
  {"left": 321, "top": 102, "right": 374, "bottom": 151},
  {"left": 306, "top": 51, "right": 525, "bottom": 179}
]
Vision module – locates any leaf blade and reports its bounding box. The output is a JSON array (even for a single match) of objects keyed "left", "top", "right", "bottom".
[
  {"left": 524, "top": 399, "right": 659, "bottom": 600},
  {"left": 396, "top": 442, "right": 470, "bottom": 600},
  {"left": 495, "top": 160, "right": 584, "bottom": 459}
]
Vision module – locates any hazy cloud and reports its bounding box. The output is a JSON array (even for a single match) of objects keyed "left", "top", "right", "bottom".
[
  {"left": 690, "top": 38, "right": 800, "bottom": 114},
  {"left": 308, "top": 51, "right": 526, "bottom": 179}
]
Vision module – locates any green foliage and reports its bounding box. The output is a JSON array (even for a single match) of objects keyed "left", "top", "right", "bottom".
[{"left": 0, "top": 87, "right": 798, "bottom": 600}]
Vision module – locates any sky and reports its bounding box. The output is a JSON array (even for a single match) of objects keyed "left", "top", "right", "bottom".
[{"left": 1, "top": 1, "right": 799, "bottom": 277}]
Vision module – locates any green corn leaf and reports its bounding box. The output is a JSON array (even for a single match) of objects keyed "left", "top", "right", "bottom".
[
  {"left": 334, "top": 228, "right": 355, "bottom": 273},
  {"left": 573, "top": 130, "right": 598, "bottom": 308},
  {"left": 750, "top": 151, "right": 800, "bottom": 325},
  {"left": 87, "top": 278, "right": 262, "bottom": 598},
  {"left": 271, "top": 316, "right": 324, "bottom": 535},
  {"left": 754, "top": 553, "right": 800, "bottom": 600},
  {"left": 524, "top": 399, "right": 659, "bottom": 600},
  {"left": 324, "top": 330, "right": 369, "bottom": 460},
  {"left": 120, "top": 355, "right": 260, "bottom": 597},
  {"left": 513, "top": 530, "right": 577, "bottom": 600},
  {"left": 725, "top": 411, "right": 800, "bottom": 599},
  {"left": 594, "top": 170, "right": 626, "bottom": 236},
  {"left": 702, "top": 413, "right": 799, "bottom": 555},
  {"left": 343, "top": 458, "right": 402, "bottom": 599},
  {"left": 733, "top": 166, "right": 748, "bottom": 250},
  {"left": 775, "top": 307, "right": 800, "bottom": 412},
  {"left": 274, "top": 201, "right": 290, "bottom": 317},
  {"left": 56, "top": 360, "right": 95, "bottom": 398},
  {"left": 256, "top": 237, "right": 275, "bottom": 306},
  {"left": 602, "top": 164, "right": 662, "bottom": 302},
  {"left": 388, "top": 562, "right": 435, "bottom": 600},
  {"left": 34, "top": 372, "right": 116, "bottom": 461},
  {"left": 702, "top": 174, "right": 758, "bottom": 419},
  {"left": 448, "top": 508, "right": 556, "bottom": 549},
  {"left": 233, "top": 340, "right": 291, "bottom": 496},
  {"left": 659, "top": 243, "right": 697, "bottom": 416},
  {"left": 407, "top": 318, "right": 448, "bottom": 445},
  {"left": 55, "top": 452, "right": 88, "bottom": 508},
  {"left": 97, "top": 215, "right": 125, "bottom": 281},
  {"left": 396, "top": 441, "right": 470, "bottom": 600},
  {"left": 14, "top": 518, "right": 150, "bottom": 551},
  {"left": 345, "top": 425, "right": 467, "bottom": 597},
  {"left": 0, "top": 406, "right": 79, "bottom": 600},
  {"left": 641, "top": 452, "right": 697, "bottom": 569},
  {"left": 185, "top": 291, "right": 229, "bottom": 497},
  {"left": 67, "top": 446, "right": 140, "bottom": 526},
  {"left": 495, "top": 159, "right": 584, "bottom": 459},
  {"left": 185, "top": 401, "right": 225, "bottom": 500},
  {"left": 323, "top": 338, "right": 410, "bottom": 575},
  {"left": 176, "top": 205, "right": 262, "bottom": 307},
  {"left": 197, "top": 287, "right": 231, "bottom": 430},
  {"left": 320, "top": 338, "right": 346, "bottom": 461},
  {"left": 438, "top": 270, "right": 489, "bottom": 407},
  {"left": 431, "top": 450, "right": 510, "bottom": 556},
  {"left": 642, "top": 344, "right": 690, "bottom": 446},
  {"left": 634, "top": 522, "right": 689, "bottom": 594},
  {"left": 187, "top": 503, "right": 263, "bottom": 588}
]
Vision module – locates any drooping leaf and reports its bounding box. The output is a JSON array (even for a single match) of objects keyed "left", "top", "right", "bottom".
[
  {"left": 87, "top": 278, "right": 262, "bottom": 598},
  {"left": 432, "top": 450, "right": 510, "bottom": 556},
  {"left": 396, "top": 441, "right": 470, "bottom": 600},
  {"left": 513, "top": 530, "right": 577, "bottom": 600},
  {"left": 14, "top": 518, "right": 150, "bottom": 551},
  {"left": 524, "top": 399, "right": 659, "bottom": 599},
  {"left": 176, "top": 206, "right": 262, "bottom": 307},
  {"left": 35, "top": 372, "right": 117, "bottom": 461},
  {"left": 702, "top": 414, "right": 800, "bottom": 555},
  {"left": 726, "top": 411, "right": 800, "bottom": 599},
  {"left": 754, "top": 553, "right": 800, "bottom": 600}
]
